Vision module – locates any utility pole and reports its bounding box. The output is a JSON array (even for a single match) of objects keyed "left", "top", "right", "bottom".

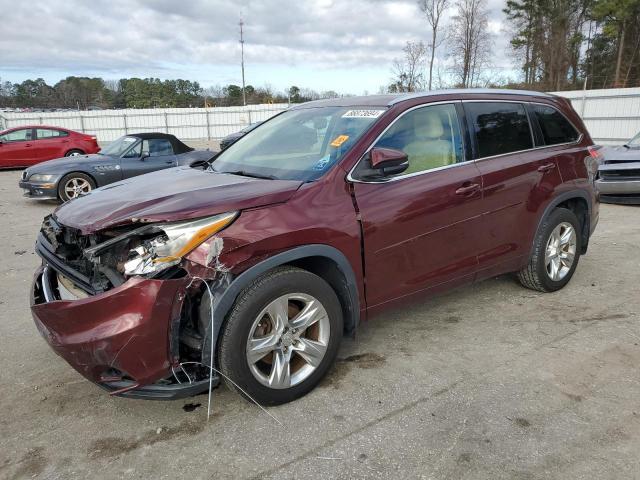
[{"left": 239, "top": 18, "right": 247, "bottom": 106}]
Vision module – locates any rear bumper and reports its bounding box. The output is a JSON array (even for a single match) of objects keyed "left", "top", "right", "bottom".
[
  {"left": 18, "top": 180, "right": 58, "bottom": 200},
  {"left": 595, "top": 179, "right": 640, "bottom": 195},
  {"left": 30, "top": 264, "right": 215, "bottom": 399}
]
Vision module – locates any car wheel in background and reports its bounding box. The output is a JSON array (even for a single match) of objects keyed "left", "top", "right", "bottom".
[
  {"left": 57, "top": 172, "right": 96, "bottom": 202},
  {"left": 216, "top": 266, "right": 343, "bottom": 405},
  {"left": 518, "top": 207, "right": 582, "bottom": 292},
  {"left": 65, "top": 149, "right": 85, "bottom": 157}
]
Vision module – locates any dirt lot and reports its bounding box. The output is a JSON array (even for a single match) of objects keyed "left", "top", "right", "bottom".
[{"left": 1, "top": 169, "right": 639, "bottom": 480}]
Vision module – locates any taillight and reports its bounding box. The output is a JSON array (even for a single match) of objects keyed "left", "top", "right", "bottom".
[
  {"left": 586, "top": 145, "right": 601, "bottom": 181},
  {"left": 588, "top": 146, "right": 603, "bottom": 162}
]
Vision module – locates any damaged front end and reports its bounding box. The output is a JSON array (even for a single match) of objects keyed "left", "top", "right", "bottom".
[{"left": 31, "top": 213, "right": 237, "bottom": 399}]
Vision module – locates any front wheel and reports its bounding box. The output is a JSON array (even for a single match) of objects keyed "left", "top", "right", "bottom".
[
  {"left": 217, "top": 266, "right": 343, "bottom": 405},
  {"left": 57, "top": 172, "right": 96, "bottom": 202},
  {"left": 518, "top": 207, "right": 582, "bottom": 292}
]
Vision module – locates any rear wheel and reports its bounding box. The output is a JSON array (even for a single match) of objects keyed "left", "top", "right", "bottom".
[
  {"left": 518, "top": 207, "right": 581, "bottom": 292},
  {"left": 64, "top": 149, "right": 84, "bottom": 157},
  {"left": 217, "top": 266, "right": 343, "bottom": 405},
  {"left": 58, "top": 172, "right": 95, "bottom": 202}
]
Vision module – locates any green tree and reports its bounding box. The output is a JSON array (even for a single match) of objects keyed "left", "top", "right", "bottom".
[
  {"left": 288, "top": 86, "right": 301, "bottom": 103},
  {"left": 592, "top": 0, "right": 640, "bottom": 86}
]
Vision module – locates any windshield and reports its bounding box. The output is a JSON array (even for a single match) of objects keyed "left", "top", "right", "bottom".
[
  {"left": 628, "top": 132, "right": 640, "bottom": 147},
  {"left": 212, "top": 106, "right": 385, "bottom": 181},
  {"left": 99, "top": 136, "right": 140, "bottom": 156}
]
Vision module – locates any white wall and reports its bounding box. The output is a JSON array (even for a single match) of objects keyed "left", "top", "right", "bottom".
[
  {"left": 2, "top": 88, "right": 639, "bottom": 145},
  {"left": 0, "top": 104, "right": 289, "bottom": 141},
  {"left": 552, "top": 87, "right": 640, "bottom": 145}
]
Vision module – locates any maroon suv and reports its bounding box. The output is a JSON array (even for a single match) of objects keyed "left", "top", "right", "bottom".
[{"left": 30, "top": 89, "right": 600, "bottom": 404}]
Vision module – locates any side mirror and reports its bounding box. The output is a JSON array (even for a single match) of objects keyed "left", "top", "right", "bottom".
[
  {"left": 141, "top": 151, "right": 150, "bottom": 160},
  {"left": 367, "top": 147, "right": 409, "bottom": 177}
]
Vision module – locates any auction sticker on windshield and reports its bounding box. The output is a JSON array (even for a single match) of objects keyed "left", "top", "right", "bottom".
[
  {"left": 330, "top": 135, "right": 350, "bottom": 147},
  {"left": 341, "top": 109, "right": 385, "bottom": 119}
]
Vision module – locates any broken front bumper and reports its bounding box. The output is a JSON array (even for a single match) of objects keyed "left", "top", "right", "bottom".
[{"left": 30, "top": 264, "right": 216, "bottom": 400}]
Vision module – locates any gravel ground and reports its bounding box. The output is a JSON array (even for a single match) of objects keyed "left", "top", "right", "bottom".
[{"left": 1, "top": 169, "right": 639, "bottom": 480}]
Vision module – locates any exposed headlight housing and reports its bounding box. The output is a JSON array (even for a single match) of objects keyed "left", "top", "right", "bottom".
[
  {"left": 29, "top": 174, "right": 58, "bottom": 182},
  {"left": 123, "top": 212, "right": 237, "bottom": 276}
]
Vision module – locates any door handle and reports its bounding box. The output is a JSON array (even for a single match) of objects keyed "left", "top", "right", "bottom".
[
  {"left": 25, "top": 143, "right": 32, "bottom": 147},
  {"left": 455, "top": 183, "right": 480, "bottom": 195},
  {"left": 538, "top": 163, "right": 555, "bottom": 173}
]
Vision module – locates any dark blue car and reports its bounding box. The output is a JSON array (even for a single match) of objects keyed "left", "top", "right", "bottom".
[{"left": 19, "top": 133, "right": 215, "bottom": 202}]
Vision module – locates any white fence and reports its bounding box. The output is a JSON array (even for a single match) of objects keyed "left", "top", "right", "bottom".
[
  {"left": 1, "top": 88, "right": 639, "bottom": 145},
  {"left": 552, "top": 87, "right": 640, "bottom": 145},
  {"left": 0, "top": 104, "right": 289, "bottom": 142}
]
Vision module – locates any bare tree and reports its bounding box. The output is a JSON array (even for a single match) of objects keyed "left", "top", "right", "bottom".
[
  {"left": 419, "top": 0, "right": 450, "bottom": 90},
  {"left": 449, "top": 0, "right": 492, "bottom": 88},
  {"left": 389, "top": 41, "right": 428, "bottom": 92}
]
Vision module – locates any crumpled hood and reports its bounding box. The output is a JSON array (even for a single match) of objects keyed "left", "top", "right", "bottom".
[{"left": 54, "top": 166, "right": 303, "bottom": 234}]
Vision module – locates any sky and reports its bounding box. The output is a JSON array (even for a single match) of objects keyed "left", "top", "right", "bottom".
[{"left": 0, "top": 0, "right": 516, "bottom": 95}]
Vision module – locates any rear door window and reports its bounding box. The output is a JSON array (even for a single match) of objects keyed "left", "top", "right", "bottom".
[
  {"left": 532, "top": 105, "right": 579, "bottom": 145},
  {"left": 465, "top": 102, "right": 533, "bottom": 158},
  {"left": 36, "top": 129, "right": 68, "bottom": 139}
]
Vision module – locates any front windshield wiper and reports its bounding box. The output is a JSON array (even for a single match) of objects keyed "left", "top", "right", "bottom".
[{"left": 217, "top": 170, "right": 278, "bottom": 180}]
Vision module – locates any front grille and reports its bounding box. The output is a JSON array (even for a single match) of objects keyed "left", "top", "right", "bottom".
[
  {"left": 38, "top": 216, "right": 110, "bottom": 293},
  {"left": 600, "top": 169, "right": 640, "bottom": 181}
]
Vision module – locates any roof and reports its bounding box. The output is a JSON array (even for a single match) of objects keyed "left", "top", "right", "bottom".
[
  {"left": 127, "top": 132, "right": 193, "bottom": 154},
  {"left": 290, "top": 88, "right": 553, "bottom": 109},
  {"left": 128, "top": 132, "right": 180, "bottom": 140},
  {"left": 0, "top": 125, "right": 77, "bottom": 133}
]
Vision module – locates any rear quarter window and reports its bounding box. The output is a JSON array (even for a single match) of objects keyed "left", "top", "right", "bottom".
[
  {"left": 532, "top": 105, "right": 579, "bottom": 145},
  {"left": 465, "top": 102, "right": 533, "bottom": 158}
]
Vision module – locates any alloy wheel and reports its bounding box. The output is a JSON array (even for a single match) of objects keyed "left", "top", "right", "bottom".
[
  {"left": 545, "top": 222, "right": 576, "bottom": 281},
  {"left": 64, "top": 177, "right": 92, "bottom": 198},
  {"left": 246, "top": 293, "right": 330, "bottom": 389}
]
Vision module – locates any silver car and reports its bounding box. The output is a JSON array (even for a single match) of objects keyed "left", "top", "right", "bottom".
[{"left": 596, "top": 131, "right": 640, "bottom": 204}]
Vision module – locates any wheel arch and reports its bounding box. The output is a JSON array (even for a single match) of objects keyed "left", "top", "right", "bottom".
[
  {"left": 201, "top": 245, "right": 361, "bottom": 367},
  {"left": 64, "top": 148, "right": 85, "bottom": 156},
  {"left": 56, "top": 171, "right": 98, "bottom": 200},
  {"left": 533, "top": 190, "right": 592, "bottom": 255},
  {"left": 215, "top": 244, "right": 359, "bottom": 331}
]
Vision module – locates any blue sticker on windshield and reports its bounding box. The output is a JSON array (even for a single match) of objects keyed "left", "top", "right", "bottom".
[{"left": 313, "top": 155, "right": 332, "bottom": 171}]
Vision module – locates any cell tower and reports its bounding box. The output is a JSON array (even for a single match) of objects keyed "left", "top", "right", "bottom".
[{"left": 239, "top": 18, "right": 247, "bottom": 106}]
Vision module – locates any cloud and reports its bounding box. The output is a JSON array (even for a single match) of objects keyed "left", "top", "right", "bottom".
[{"left": 0, "top": 0, "right": 515, "bottom": 89}]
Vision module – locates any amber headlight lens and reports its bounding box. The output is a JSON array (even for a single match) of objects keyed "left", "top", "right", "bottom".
[{"left": 124, "top": 212, "right": 237, "bottom": 275}]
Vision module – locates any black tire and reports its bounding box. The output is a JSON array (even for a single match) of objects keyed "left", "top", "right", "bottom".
[
  {"left": 518, "top": 207, "right": 582, "bottom": 292},
  {"left": 64, "top": 149, "right": 85, "bottom": 157},
  {"left": 57, "top": 172, "right": 96, "bottom": 202},
  {"left": 217, "top": 266, "right": 343, "bottom": 405}
]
